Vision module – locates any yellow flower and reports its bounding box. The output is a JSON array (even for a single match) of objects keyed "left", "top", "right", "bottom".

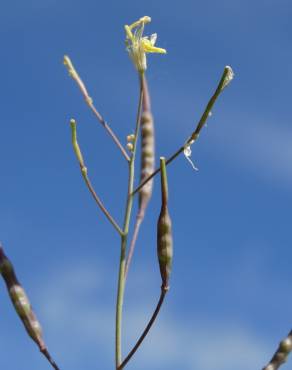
[{"left": 125, "top": 16, "right": 166, "bottom": 72}]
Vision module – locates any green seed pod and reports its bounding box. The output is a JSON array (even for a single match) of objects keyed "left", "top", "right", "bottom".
[
  {"left": 139, "top": 76, "right": 155, "bottom": 209},
  {"left": 263, "top": 331, "right": 292, "bottom": 370},
  {"left": 10, "top": 285, "right": 35, "bottom": 317},
  {"left": 0, "top": 247, "right": 45, "bottom": 351},
  {"left": 157, "top": 157, "right": 173, "bottom": 291}
]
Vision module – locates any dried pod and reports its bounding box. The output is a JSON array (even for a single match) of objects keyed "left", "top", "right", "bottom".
[
  {"left": 157, "top": 157, "right": 173, "bottom": 291},
  {"left": 0, "top": 246, "right": 59, "bottom": 370},
  {"left": 139, "top": 75, "right": 155, "bottom": 210}
]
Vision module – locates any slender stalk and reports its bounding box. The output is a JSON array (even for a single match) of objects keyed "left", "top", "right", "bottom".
[
  {"left": 115, "top": 74, "right": 144, "bottom": 368},
  {"left": 118, "top": 289, "right": 166, "bottom": 370},
  {"left": 41, "top": 349, "right": 60, "bottom": 370},
  {"left": 70, "top": 119, "right": 123, "bottom": 236},
  {"left": 64, "top": 55, "right": 130, "bottom": 162},
  {"left": 124, "top": 209, "right": 144, "bottom": 280},
  {"left": 262, "top": 330, "right": 292, "bottom": 370},
  {"left": 115, "top": 234, "right": 128, "bottom": 369},
  {"left": 132, "top": 66, "right": 233, "bottom": 196}
]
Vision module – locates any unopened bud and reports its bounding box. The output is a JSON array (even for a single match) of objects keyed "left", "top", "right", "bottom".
[
  {"left": 221, "top": 65, "right": 234, "bottom": 91},
  {"left": 127, "top": 134, "right": 135, "bottom": 142},
  {"left": 127, "top": 142, "right": 134, "bottom": 152}
]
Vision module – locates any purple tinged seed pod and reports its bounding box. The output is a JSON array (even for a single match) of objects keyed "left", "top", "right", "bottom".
[
  {"left": 139, "top": 75, "right": 155, "bottom": 210},
  {"left": 157, "top": 157, "right": 173, "bottom": 292},
  {"left": 124, "top": 75, "right": 155, "bottom": 279},
  {"left": 0, "top": 246, "right": 46, "bottom": 351}
]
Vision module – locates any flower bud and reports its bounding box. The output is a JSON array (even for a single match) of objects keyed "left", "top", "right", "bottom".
[
  {"left": 127, "top": 134, "right": 135, "bottom": 142},
  {"left": 220, "top": 65, "right": 234, "bottom": 91},
  {"left": 127, "top": 142, "right": 134, "bottom": 152}
]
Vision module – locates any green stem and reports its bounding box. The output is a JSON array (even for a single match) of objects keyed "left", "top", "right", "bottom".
[
  {"left": 115, "top": 235, "right": 127, "bottom": 368},
  {"left": 64, "top": 56, "right": 130, "bottom": 162},
  {"left": 70, "top": 119, "right": 123, "bottom": 236},
  {"left": 115, "top": 73, "right": 144, "bottom": 369}
]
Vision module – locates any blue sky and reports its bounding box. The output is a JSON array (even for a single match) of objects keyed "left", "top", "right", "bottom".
[{"left": 0, "top": 0, "right": 292, "bottom": 369}]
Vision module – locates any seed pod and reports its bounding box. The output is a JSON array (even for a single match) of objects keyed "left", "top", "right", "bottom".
[
  {"left": 0, "top": 245, "right": 59, "bottom": 370},
  {"left": 139, "top": 75, "right": 155, "bottom": 210},
  {"left": 124, "top": 76, "right": 155, "bottom": 279},
  {"left": 157, "top": 157, "right": 173, "bottom": 291},
  {"left": 262, "top": 330, "right": 292, "bottom": 370},
  {"left": 0, "top": 247, "right": 46, "bottom": 350}
]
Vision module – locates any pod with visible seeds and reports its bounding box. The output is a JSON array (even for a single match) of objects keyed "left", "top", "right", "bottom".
[
  {"left": 0, "top": 247, "right": 46, "bottom": 350},
  {"left": 0, "top": 246, "right": 59, "bottom": 370},
  {"left": 139, "top": 75, "right": 155, "bottom": 210},
  {"left": 262, "top": 330, "right": 292, "bottom": 370},
  {"left": 157, "top": 157, "right": 173, "bottom": 291},
  {"left": 124, "top": 76, "right": 155, "bottom": 278}
]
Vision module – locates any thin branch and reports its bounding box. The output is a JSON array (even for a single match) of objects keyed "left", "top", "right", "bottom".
[
  {"left": 118, "top": 289, "right": 167, "bottom": 370},
  {"left": 262, "top": 330, "right": 292, "bottom": 370},
  {"left": 132, "top": 66, "right": 234, "bottom": 196},
  {"left": 70, "top": 119, "right": 123, "bottom": 236},
  {"left": 64, "top": 55, "right": 130, "bottom": 162},
  {"left": 132, "top": 147, "right": 183, "bottom": 196}
]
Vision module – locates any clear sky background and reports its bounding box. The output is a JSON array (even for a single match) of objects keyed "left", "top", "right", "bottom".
[{"left": 0, "top": 1, "right": 292, "bottom": 370}]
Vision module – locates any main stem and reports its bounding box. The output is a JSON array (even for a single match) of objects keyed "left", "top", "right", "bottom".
[
  {"left": 115, "top": 162, "right": 134, "bottom": 368},
  {"left": 115, "top": 73, "right": 143, "bottom": 369}
]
